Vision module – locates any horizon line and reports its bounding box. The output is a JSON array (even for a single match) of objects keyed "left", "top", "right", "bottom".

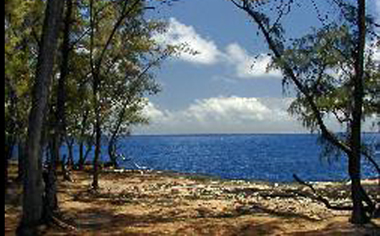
[{"left": 130, "top": 131, "right": 379, "bottom": 137}]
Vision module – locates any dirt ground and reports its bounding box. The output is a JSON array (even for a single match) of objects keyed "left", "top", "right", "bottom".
[{"left": 4, "top": 163, "right": 380, "bottom": 235}]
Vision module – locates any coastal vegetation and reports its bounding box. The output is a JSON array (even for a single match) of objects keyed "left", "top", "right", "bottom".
[
  {"left": 5, "top": 0, "right": 172, "bottom": 234},
  {"left": 231, "top": 0, "right": 379, "bottom": 224},
  {"left": 4, "top": 0, "right": 380, "bottom": 235}
]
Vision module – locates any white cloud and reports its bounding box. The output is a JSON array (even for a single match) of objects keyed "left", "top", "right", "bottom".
[
  {"left": 154, "top": 18, "right": 282, "bottom": 79},
  {"left": 224, "top": 43, "right": 282, "bottom": 79},
  {"left": 136, "top": 96, "right": 302, "bottom": 134},
  {"left": 186, "top": 97, "right": 275, "bottom": 123},
  {"left": 141, "top": 102, "right": 166, "bottom": 121},
  {"left": 137, "top": 97, "right": 378, "bottom": 135},
  {"left": 153, "top": 18, "right": 222, "bottom": 65}
]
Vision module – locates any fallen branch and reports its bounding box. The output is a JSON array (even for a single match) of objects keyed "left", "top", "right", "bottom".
[{"left": 293, "top": 174, "right": 352, "bottom": 211}]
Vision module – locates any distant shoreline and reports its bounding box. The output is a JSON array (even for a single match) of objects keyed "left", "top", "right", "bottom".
[
  {"left": 8, "top": 160, "right": 379, "bottom": 184},
  {"left": 104, "top": 166, "right": 380, "bottom": 185}
]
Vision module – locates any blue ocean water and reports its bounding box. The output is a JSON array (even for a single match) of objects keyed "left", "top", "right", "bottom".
[
  {"left": 63, "top": 133, "right": 380, "bottom": 183},
  {"left": 28, "top": 133, "right": 371, "bottom": 182}
]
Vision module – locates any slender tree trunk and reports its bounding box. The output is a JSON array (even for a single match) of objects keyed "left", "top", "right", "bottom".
[
  {"left": 89, "top": 0, "right": 100, "bottom": 190},
  {"left": 83, "top": 139, "right": 93, "bottom": 166},
  {"left": 348, "top": 154, "right": 368, "bottom": 223},
  {"left": 44, "top": 140, "right": 59, "bottom": 222},
  {"left": 44, "top": 0, "right": 74, "bottom": 221},
  {"left": 79, "top": 140, "right": 93, "bottom": 170},
  {"left": 92, "top": 121, "right": 101, "bottom": 190},
  {"left": 66, "top": 138, "right": 75, "bottom": 169},
  {"left": 349, "top": 0, "right": 370, "bottom": 224},
  {"left": 79, "top": 141, "right": 84, "bottom": 170},
  {"left": 78, "top": 111, "right": 89, "bottom": 170},
  {"left": 88, "top": 0, "right": 141, "bottom": 189},
  {"left": 17, "top": 0, "right": 64, "bottom": 234},
  {"left": 108, "top": 139, "right": 118, "bottom": 168}
]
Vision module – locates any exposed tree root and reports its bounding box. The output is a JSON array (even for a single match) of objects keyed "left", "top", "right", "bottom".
[
  {"left": 50, "top": 215, "right": 77, "bottom": 232},
  {"left": 292, "top": 174, "right": 380, "bottom": 219}
]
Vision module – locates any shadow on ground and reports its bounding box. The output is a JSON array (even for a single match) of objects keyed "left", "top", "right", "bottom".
[{"left": 5, "top": 166, "right": 380, "bottom": 236}]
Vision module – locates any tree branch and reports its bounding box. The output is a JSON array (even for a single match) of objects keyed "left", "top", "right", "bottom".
[
  {"left": 95, "top": 0, "right": 141, "bottom": 73},
  {"left": 293, "top": 174, "right": 352, "bottom": 211},
  {"left": 361, "top": 151, "right": 380, "bottom": 180},
  {"left": 236, "top": 0, "right": 352, "bottom": 155}
]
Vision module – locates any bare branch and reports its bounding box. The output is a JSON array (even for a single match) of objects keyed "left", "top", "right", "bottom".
[
  {"left": 236, "top": 1, "right": 352, "bottom": 155},
  {"left": 293, "top": 174, "right": 352, "bottom": 211}
]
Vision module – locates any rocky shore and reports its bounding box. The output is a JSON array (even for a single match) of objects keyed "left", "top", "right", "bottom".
[{"left": 5, "top": 164, "right": 380, "bottom": 235}]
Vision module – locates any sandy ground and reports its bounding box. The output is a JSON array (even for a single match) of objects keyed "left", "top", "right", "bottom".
[{"left": 4, "top": 163, "right": 380, "bottom": 235}]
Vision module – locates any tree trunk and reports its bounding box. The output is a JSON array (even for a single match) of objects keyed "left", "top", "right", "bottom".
[
  {"left": 44, "top": 0, "right": 73, "bottom": 221},
  {"left": 79, "top": 139, "right": 93, "bottom": 170},
  {"left": 84, "top": 139, "right": 94, "bottom": 165},
  {"left": 17, "top": 0, "right": 64, "bottom": 234},
  {"left": 78, "top": 111, "right": 89, "bottom": 170},
  {"left": 44, "top": 140, "right": 59, "bottom": 222},
  {"left": 348, "top": 0, "right": 370, "bottom": 224},
  {"left": 66, "top": 138, "right": 75, "bottom": 169},
  {"left": 79, "top": 141, "right": 84, "bottom": 170},
  {"left": 348, "top": 154, "right": 368, "bottom": 223},
  {"left": 231, "top": 0, "right": 373, "bottom": 225},
  {"left": 88, "top": 0, "right": 140, "bottom": 190},
  {"left": 108, "top": 139, "right": 118, "bottom": 168},
  {"left": 92, "top": 122, "right": 101, "bottom": 190},
  {"left": 17, "top": 140, "right": 26, "bottom": 182}
]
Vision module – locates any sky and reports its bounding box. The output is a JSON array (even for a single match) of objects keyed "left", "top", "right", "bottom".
[{"left": 134, "top": 0, "right": 380, "bottom": 135}]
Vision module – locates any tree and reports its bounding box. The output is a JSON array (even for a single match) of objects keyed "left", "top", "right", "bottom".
[
  {"left": 17, "top": 0, "right": 64, "bottom": 234},
  {"left": 5, "top": 0, "right": 44, "bottom": 189},
  {"left": 6, "top": 0, "right": 175, "bottom": 230},
  {"left": 231, "top": 0, "right": 379, "bottom": 224},
  {"left": 84, "top": 0, "right": 167, "bottom": 189},
  {"left": 88, "top": 0, "right": 140, "bottom": 189},
  {"left": 44, "top": 0, "right": 74, "bottom": 221}
]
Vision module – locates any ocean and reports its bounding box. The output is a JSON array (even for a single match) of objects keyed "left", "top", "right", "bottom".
[{"left": 69, "top": 133, "right": 380, "bottom": 183}]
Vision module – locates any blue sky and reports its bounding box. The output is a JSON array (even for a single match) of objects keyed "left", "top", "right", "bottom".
[{"left": 135, "top": 0, "right": 380, "bottom": 134}]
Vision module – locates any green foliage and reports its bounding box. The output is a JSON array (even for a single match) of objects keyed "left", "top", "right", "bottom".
[
  {"left": 275, "top": 23, "right": 379, "bottom": 134},
  {"left": 234, "top": 0, "right": 379, "bottom": 164},
  {"left": 4, "top": 0, "right": 175, "bottom": 160},
  {"left": 5, "top": 0, "right": 44, "bottom": 140},
  {"left": 81, "top": 0, "right": 165, "bottom": 138},
  {"left": 268, "top": 22, "right": 379, "bottom": 161}
]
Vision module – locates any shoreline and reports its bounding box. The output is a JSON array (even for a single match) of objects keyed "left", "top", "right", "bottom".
[
  {"left": 9, "top": 159, "right": 380, "bottom": 184},
  {"left": 102, "top": 166, "right": 380, "bottom": 185},
  {"left": 5, "top": 163, "right": 380, "bottom": 235}
]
